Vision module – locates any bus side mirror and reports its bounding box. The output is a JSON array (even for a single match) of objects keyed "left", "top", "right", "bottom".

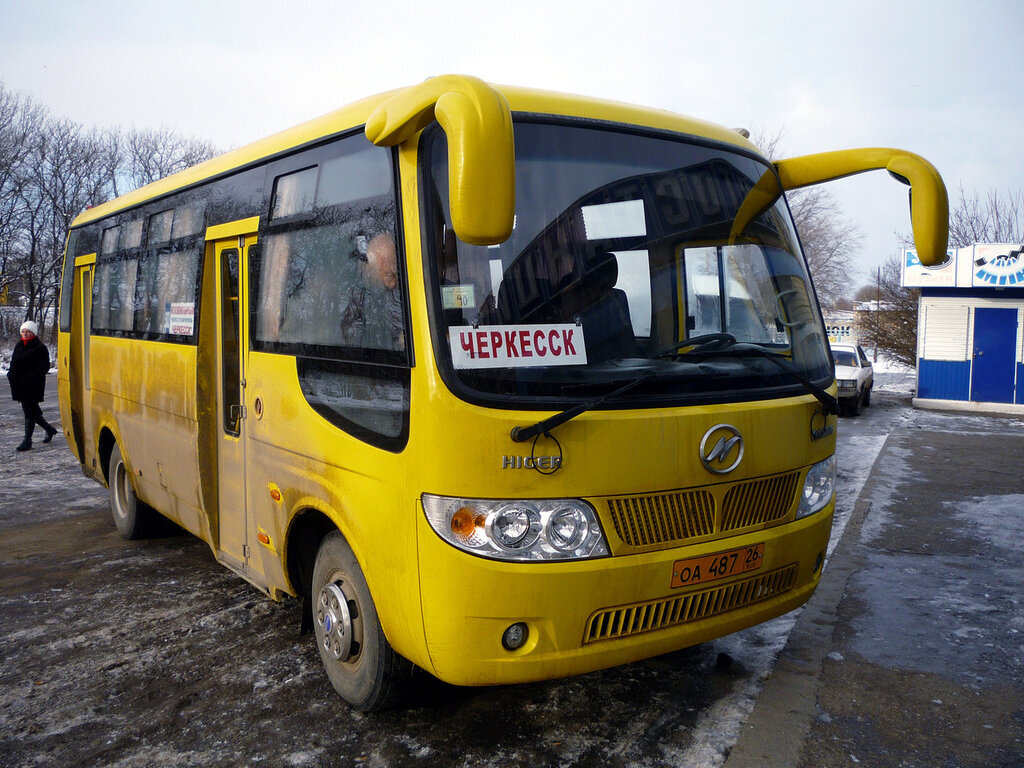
[
  {"left": 365, "top": 74, "right": 515, "bottom": 246},
  {"left": 774, "top": 148, "right": 949, "bottom": 266}
]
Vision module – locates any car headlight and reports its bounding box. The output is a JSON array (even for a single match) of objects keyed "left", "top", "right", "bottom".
[
  {"left": 422, "top": 494, "right": 609, "bottom": 561},
  {"left": 797, "top": 455, "right": 836, "bottom": 519},
  {"left": 837, "top": 379, "right": 855, "bottom": 389}
]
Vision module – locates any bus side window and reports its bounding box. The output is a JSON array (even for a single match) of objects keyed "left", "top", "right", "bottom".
[
  {"left": 271, "top": 167, "right": 317, "bottom": 220},
  {"left": 251, "top": 137, "right": 410, "bottom": 451},
  {"left": 93, "top": 254, "right": 139, "bottom": 334},
  {"left": 136, "top": 246, "right": 200, "bottom": 338}
]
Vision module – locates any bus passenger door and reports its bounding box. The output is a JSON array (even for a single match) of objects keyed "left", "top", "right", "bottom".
[
  {"left": 214, "top": 237, "right": 250, "bottom": 569},
  {"left": 68, "top": 257, "right": 95, "bottom": 467}
]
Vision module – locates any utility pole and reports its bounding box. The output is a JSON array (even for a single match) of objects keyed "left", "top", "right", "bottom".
[{"left": 873, "top": 266, "right": 880, "bottom": 362}]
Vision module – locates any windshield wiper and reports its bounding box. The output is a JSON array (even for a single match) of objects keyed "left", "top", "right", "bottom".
[
  {"left": 655, "top": 335, "right": 837, "bottom": 415},
  {"left": 510, "top": 342, "right": 836, "bottom": 443},
  {"left": 716, "top": 344, "right": 839, "bottom": 416},
  {"left": 510, "top": 373, "right": 655, "bottom": 443},
  {"left": 655, "top": 332, "right": 737, "bottom": 359}
]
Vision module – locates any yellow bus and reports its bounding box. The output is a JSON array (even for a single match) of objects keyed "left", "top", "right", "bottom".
[{"left": 57, "top": 75, "right": 948, "bottom": 710}]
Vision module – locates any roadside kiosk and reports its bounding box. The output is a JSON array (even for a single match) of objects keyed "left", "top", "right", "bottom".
[{"left": 907, "top": 243, "right": 1024, "bottom": 411}]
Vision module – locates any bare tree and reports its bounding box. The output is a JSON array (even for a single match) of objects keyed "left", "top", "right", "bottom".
[
  {"left": 1, "top": 83, "right": 222, "bottom": 338},
  {"left": 750, "top": 127, "right": 859, "bottom": 310},
  {"left": 98, "top": 126, "right": 127, "bottom": 199},
  {"left": 947, "top": 185, "right": 1024, "bottom": 248},
  {"left": 853, "top": 284, "right": 878, "bottom": 303},
  {"left": 0, "top": 83, "right": 47, "bottom": 304},
  {"left": 859, "top": 254, "right": 919, "bottom": 367},
  {"left": 123, "top": 126, "right": 218, "bottom": 189},
  {"left": 14, "top": 118, "right": 113, "bottom": 332},
  {"left": 788, "top": 188, "right": 860, "bottom": 309}
]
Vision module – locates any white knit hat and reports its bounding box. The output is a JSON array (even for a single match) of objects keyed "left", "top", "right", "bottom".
[{"left": 20, "top": 320, "right": 38, "bottom": 336}]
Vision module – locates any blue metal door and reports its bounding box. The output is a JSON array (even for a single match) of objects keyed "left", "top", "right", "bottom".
[{"left": 971, "top": 307, "right": 1018, "bottom": 403}]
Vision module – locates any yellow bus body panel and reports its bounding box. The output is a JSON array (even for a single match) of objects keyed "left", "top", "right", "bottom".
[
  {"left": 415, "top": 504, "right": 832, "bottom": 685},
  {"left": 396, "top": 368, "right": 835, "bottom": 678},
  {"left": 241, "top": 351, "right": 428, "bottom": 652},
  {"left": 87, "top": 336, "right": 206, "bottom": 537}
]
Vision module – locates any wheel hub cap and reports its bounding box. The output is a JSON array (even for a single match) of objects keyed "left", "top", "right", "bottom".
[{"left": 316, "top": 582, "right": 353, "bottom": 661}]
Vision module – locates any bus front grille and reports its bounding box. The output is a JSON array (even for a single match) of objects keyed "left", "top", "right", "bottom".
[
  {"left": 606, "top": 472, "right": 801, "bottom": 548},
  {"left": 721, "top": 472, "right": 800, "bottom": 532},
  {"left": 607, "top": 491, "right": 715, "bottom": 546},
  {"left": 582, "top": 564, "right": 799, "bottom": 644}
]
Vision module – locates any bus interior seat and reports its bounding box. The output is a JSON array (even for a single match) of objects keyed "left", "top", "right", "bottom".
[{"left": 557, "top": 253, "right": 641, "bottom": 361}]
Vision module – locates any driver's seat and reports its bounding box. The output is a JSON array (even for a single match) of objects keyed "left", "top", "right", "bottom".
[{"left": 558, "top": 253, "right": 642, "bottom": 362}]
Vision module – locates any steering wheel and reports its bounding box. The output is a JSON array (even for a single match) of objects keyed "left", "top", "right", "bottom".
[{"left": 655, "top": 333, "right": 737, "bottom": 359}]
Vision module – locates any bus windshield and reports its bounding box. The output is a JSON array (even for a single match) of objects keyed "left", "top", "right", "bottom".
[{"left": 425, "top": 120, "right": 832, "bottom": 407}]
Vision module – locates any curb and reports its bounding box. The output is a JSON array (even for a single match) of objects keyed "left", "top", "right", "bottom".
[{"left": 724, "top": 495, "right": 874, "bottom": 768}]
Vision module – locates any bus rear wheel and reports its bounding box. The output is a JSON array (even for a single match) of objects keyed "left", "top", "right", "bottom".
[
  {"left": 108, "top": 444, "right": 159, "bottom": 539},
  {"left": 312, "top": 531, "right": 412, "bottom": 711}
]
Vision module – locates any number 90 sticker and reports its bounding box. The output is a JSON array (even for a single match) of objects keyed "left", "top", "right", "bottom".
[{"left": 670, "top": 543, "right": 764, "bottom": 589}]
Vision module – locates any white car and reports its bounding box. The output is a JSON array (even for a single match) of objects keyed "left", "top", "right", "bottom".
[{"left": 831, "top": 343, "right": 873, "bottom": 416}]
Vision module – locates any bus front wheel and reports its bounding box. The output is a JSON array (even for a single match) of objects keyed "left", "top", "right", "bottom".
[
  {"left": 312, "top": 531, "right": 412, "bottom": 711},
  {"left": 108, "top": 444, "right": 158, "bottom": 540}
]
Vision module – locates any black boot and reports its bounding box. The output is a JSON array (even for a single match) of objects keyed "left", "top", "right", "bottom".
[
  {"left": 20, "top": 416, "right": 34, "bottom": 451},
  {"left": 42, "top": 424, "right": 58, "bottom": 443}
]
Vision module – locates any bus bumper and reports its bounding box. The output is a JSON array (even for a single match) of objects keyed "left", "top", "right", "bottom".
[{"left": 414, "top": 503, "right": 833, "bottom": 686}]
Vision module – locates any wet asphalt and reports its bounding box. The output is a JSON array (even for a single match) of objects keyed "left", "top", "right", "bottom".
[{"left": 728, "top": 408, "right": 1024, "bottom": 767}]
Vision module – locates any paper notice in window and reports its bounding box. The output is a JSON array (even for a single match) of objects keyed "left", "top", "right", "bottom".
[
  {"left": 449, "top": 324, "right": 587, "bottom": 369},
  {"left": 169, "top": 302, "right": 195, "bottom": 335},
  {"left": 441, "top": 284, "right": 476, "bottom": 309}
]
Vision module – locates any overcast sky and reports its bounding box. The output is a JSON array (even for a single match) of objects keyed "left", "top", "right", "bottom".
[{"left": 2, "top": 0, "right": 1020, "bottom": 287}]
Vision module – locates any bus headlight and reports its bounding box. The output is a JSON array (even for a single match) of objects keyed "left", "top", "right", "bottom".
[
  {"left": 797, "top": 455, "right": 836, "bottom": 519},
  {"left": 422, "top": 495, "right": 609, "bottom": 561}
]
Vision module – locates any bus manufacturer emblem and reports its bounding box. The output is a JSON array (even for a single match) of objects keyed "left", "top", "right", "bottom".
[
  {"left": 501, "top": 455, "right": 562, "bottom": 471},
  {"left": 699, "top": 424, "right": 743, "bottom": 474}
]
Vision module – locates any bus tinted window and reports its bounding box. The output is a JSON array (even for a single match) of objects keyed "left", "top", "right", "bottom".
[
  {"left": 318, "top": 146, "right": 393, "bottom": 207},
  {"left": 254, "top": 145, "right": 402, "bottom": 358},
  {"left": 271, "top": 167, "right": 317, "bottom": 220},
  {"left": 93, "top": 256, "right": 139, "bottom": 333},
  {"left": 135, "top": 246, "right": 200, "bottom": 337},
  {"left": 256, "top": 217, "right": 404, "bottom": 351},
  {"left": 58, "top": 230, "right": 80, "bottom": 333},
  {"left": 172, "top": 201, "right": 205, "bottom": 239},
  {"left": 101, "top": 226, "right": 119, "bottom": 255},
  {"left": 257, "top": 224, "right": 360, "bottom": 345},
  {"left": 254, "top": 137, "right": 408, "bottom": 449},
  {"left": 299, "top": 359, "right": 410, "bottom": 448},
  {"left": 77, "top": 224, "right": 100, "bottom": 258},
  {"left": 209, "top": 166, "right": 266, "bottom": 223},
  {"left": 120, "top": 219, "right": 143, "bottom": 250},
  {"left": 147, "top": 210, "right": 173, "bottom": 246},
  {"left": 92, "top": 202, "right": 203, "bottom": 341}
]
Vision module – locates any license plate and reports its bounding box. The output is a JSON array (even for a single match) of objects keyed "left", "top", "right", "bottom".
[{"left": 670, "top": 543, "right": 765, "bottom": 589}]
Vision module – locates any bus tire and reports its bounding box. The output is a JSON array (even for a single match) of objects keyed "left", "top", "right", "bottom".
[
  {"left": 108, "top": 444, "right": 158, "bottom": 540},
  {"left": 312, "top": 531, "right": 412, "bottom": 711}
]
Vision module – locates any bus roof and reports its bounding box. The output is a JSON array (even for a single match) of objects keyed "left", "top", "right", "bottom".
[{"left": 72, "top": 81, "right": 760, "bottom": 229}]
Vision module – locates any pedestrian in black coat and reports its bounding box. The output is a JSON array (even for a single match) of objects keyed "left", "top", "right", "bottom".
[{"left": 7, "top": 320, "right": 58, "bottom": 451}]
